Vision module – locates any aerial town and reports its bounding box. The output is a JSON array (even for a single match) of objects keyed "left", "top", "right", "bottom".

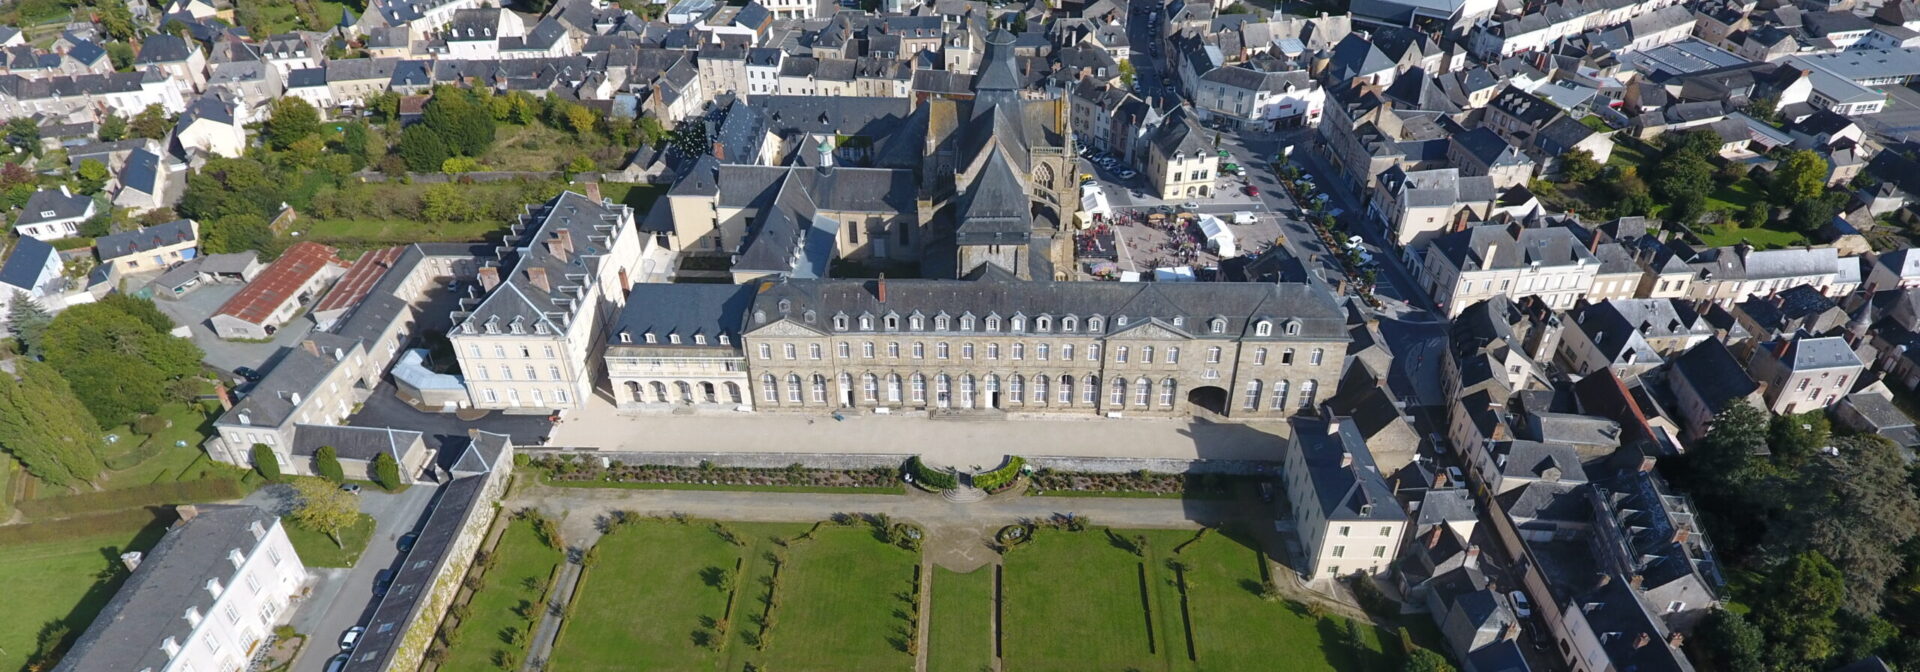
[{"left": 0, "top": 0, "right": 1918, "bottom": 668}]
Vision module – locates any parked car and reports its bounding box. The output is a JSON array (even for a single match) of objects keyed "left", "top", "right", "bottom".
[
  {"left": 1117, "top": 168, "right": 1137, "bottom": 179},
  {"left": 373, "top": 569, "right": 393, "bottom": 597},
  {"left": 340, "top": 626, "right": 364, "bottom": 650},
  {"left": 1244, "top": 184, "right": 1260, "bottom": 197},
  {"left": 326, "top": 654, "right": 350, "bottom": 672},
  {"left": 339, "top": 483, "right": 360, "bottom": 493},
  {"left": 234, "top": 366, "right": 262, "bottom": 382},
  {"left": 1509, "top": 590, "right": 1533, "bottom": 618},
  {"left": 397, "top": 533, "right": 418, "bottom": 553}
]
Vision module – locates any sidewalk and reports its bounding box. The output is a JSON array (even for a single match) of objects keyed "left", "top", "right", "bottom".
[
  {"left": 550, "top": 399, "right": 1293, "bottom": 464},
  {"left": 522, "top": 560, "right": 582, "bottom": 672}
]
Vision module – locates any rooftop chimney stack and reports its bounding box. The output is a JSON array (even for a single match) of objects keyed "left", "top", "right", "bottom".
[
  {"left": 478, "top": 266, "right": 501, "bottom": 292},
  {"left": 301, "top": 340, "right": 319, "bottom": 357},
  {"left": 528, "top": 267, "right": 551, "bottom": 293}
]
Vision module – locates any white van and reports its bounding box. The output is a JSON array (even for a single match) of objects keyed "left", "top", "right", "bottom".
[{"left": 1231, "top": 212, "right": 1257, "bottom": 225}]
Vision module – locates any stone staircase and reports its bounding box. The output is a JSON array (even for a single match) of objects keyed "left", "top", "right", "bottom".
[{"left": 941, "top": 484, "right": 988, "bottom": 503}]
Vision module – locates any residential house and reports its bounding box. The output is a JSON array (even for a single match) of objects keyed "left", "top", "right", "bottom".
[
  {"left": 605, "top": 282, "right": 757, "bottom": 410},
  {"left": 11, "top": 185, "right": 94, "bottom": 240},
  {"left": 0, "top": 236, "right": 64, "bottom": 315},
  {"left": 1746, "top": 333, "right": 1865, "bottom": 414},
  {"left": 1146, "top": 108, "right": 1219, "bottom": 199},
  {"left": 1374, "top": 167, "right": 1498, "bottom": 247},
  {"left": 173, "top": 92, "right": 247, "bottom": 159},
  {"left": 209, "top": 333, "right": 374, "bottom": 465},
  {"left": 1559, "top": 298, "right": 1715, "bottom": 380},
  {"left": 1420, "top": 223, "right": 1600, "bottom": 317},
  {"left": 95, "top": 218, "right": 199, "bottom": 275},
  {"left": 1283, "top": 415, "right": 1409, "bottom": 581},
  {"left": 1666, "top": 338, "right": 1763, "bottom": 439}
]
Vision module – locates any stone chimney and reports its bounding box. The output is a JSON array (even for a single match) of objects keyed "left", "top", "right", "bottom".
[
  {"left": 1426, "top": 526, "right": 1443, "bottom": 548},
  {"left": 528, "top": 267, "right": 551, "bottom": 293},
  {"left": 548, "top": 229, "right": 573, "bottom": 263},
  {"left": 120, "top": 551, "right": 144, "bottom": 572},
  {"left": 1629, "top": 573, "right": 1644, "bottom": 589},
  {"left": 1673, "top": 526, "right": 1691, "bottom": 545},
  {"left": 1668, "top": 632, "right": 1685, "bottom": 648},
  {"left": 478, "top": 266, "right": 501, "bottom": 292},
  {"left": 1466, "top": 545, "right": 1480, "bottom": 562},
  {"left": 876, "top": 275, "right": 888, "bottom": 302},
  {"left": 584, "top": 182, "right": 601, "bottom": 204},
  {"left": 175, "top": 504, "right": 199, "bottom": 522},
  {"left": 301, "top": 340, "right": 320, "bottom": 357}
]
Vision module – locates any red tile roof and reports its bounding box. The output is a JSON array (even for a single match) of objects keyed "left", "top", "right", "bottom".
[
  {"left": 214, "top": 241, "right": 345, "bottom": 325},
  {"left": 313, "top": 246, "right": 404, "bottom": 315}
]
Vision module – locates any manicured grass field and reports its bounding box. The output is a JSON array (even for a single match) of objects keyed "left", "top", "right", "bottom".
[
  {"left": 551, "top": 521, "right": 742, "bottom": 672},
  {"left": 284, "top": 513, "right": 375, "bottom": 568},
  {"left": 1178, "top": 531, "right": 1397, "bottom": 672},
  {"left": 100, "top": 403, "right": 216, "bottom": 489},
  {"left": 0, "top": 516, "right": 169, "bottom": 672},
  {"left": 720, "top": 523, "right": 814, "bottom": 672},
  {"left": 1002, "top": 529, "right": 1171, "bottom": 671},
  {"left": 1694, "top": 220, "right": 1809, "bottom": 249},
  {"left": 926, "top": 568, "right": 994, "bottom": 672},
  {"left": 757, "top": 526, "right": 920, "bottom": 672},
  {"left": 442, "top": 517, "right": 564, "bottom": 671}
]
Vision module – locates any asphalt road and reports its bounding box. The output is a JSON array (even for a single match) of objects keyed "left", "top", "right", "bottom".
[{"left": 270, "top": 484, "right": 440, "bottom": 672}]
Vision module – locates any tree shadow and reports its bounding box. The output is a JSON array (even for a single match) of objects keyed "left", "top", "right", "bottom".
[
  {"left": 699, "top": 565, "right": 728, "bottom": 589},
  {"left": 1238, "top": 578, "right": 1266, "bottom": 597}
]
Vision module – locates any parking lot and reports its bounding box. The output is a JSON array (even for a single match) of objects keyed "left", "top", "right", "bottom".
[{"left": 151, "top": 279, "right": 318, "bottom": 375}]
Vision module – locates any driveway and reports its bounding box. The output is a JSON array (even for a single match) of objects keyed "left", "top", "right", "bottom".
[
  {"left": 348, "top": 382, "right": 553, "bottom": 469},
  {"left": 240, "top": 483, "right": 440, "bottom": 672}
]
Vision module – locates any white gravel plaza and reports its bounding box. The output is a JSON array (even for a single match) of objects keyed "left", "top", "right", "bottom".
[{"left": 549, "top": 395, "right": 1294, "bottom": 464}]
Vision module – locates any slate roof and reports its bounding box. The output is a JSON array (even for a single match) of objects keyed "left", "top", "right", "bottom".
[
  {"left": 341, "top": 475, "right": 488, "bottom": 672},
  {"left": 457, "top": 191, "right": 633, "bottom": 334},
  {"left": 1671, "top": 338, "right": 1758, "bottom": 412},
  {"left": 1290, "top": 416, "right": 1407, "bottom": 522},
  {"left": 16, "top": 187, "right": 92, "bottom": 227},
  {"left": 609, "top": 282, "right": 757, "bottom": 348},
  {"left": 55, "top": 506, "right": 282, "bottom": 672},
  {"left": 291, "top": 424, "right": 422, "bottom": 461},
  {"left": 1764, "top": 333, "right": 1865, "bottom": 371},
  {"left": 0, "top": 236, "right": 55, "bottom": 292},
  {"left": 1568, "top": 298, "right": 1706, "bottom": 363},
  {"left": 95, "top": 219, "right": 197, "bottom": 262},
  {"left": 1431, "top": 224, "right": 1597, "bottom": 271},
  {"left": 134, "top": 33, "right": 193, "bottom": 63}
]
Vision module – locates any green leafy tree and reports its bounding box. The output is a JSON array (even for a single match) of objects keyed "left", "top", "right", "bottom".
[
  {"left": 397, "top": 124, "right": 450, "bottom": 172},
  {"left": 1789, "top": 192, "right": 1847, "bottom": 233},
  {"left": 80, "top": 211, "right": 112, "bottom": 237},
  {"left": 1754, "top": 551, "right": 1847, "bottom": 666},
  {"left": 106, "top": 42, "right": 135, "bottom": 71},
  {"left": 421, "top": 183, "right": 474, "bottom": 222},
  {"left": 440, "top": 156, "right": 482, "bottom": 174},
  {"left": 291, "top": 477, "right": 361, "bottom": 546},
  {"left": 563, "top": 103, "right": 597, "bottom": 136},
  {"left": 8, "top": 291, "right": 51, "bottom": 357},
  {"left": 252, "top": 443, "right": 282, "bottom": 482},
  {"left": 41, "top": 300, "right": 203, "bottom": 426},
  {"left": 1559, "top": 149, "right": 1601, "bottom": 183},
  {"left": 264, "top": 97, "right": 321, "bottom": 151},
  {"left": 98, "top": 113, "right": 127, "bottom": 142},
  {"left": 1402, "top": 649, "right": 1455, "bottom": 672},
  {"left": 566, "top": 154, "right": 594, "bottom": 174},
  {"left": 637, "top": 115, "right": 667, "bottom": 146},
  {"left": 5, "top": 117, "right": 41, "bottom": 156},
  {"left": 201, "top": 214, "right": 275, "bottom": 255},
  {"left": 366, "top": 91, "right": 401, "bottom": 123},
  {"left": 75, "top": 159, "right": 109, "bottom": 195},
  {"left": 99, "top": 294, "right": 179, "bottom": 334},
  {"left": 422, "top": 89, "right": 495, "bottom": 156},
  {"left": 1779, "top": 436, "right": 1920, "bottom": 613},
  {"left": 314, "top": 445, "right": 345, "bottom": 483},
  {"left": 130, "top": 104, "right": 172, "bottom": 140},
  {"left": 1691, "top": 399, "right": 1772, "bottom": 495},
  {"left": 1771, "top": 150, "right": 1829, "bottom": 205},
  {"left": 180, "top": 157, "right": 287, "bottom": 223},
  {"left": 1700, "top": 609, "right": 1767, "bottom": 672},
  {"left": 0, "top": 361, "right": 105, "bottom": 487},
  {"left": 336, "top": 121, "right": 373, "bottom": 165},
  {"left": 1738, "top": 201, "right": 1769, "bottom": 229},
  {"left": 1118, "top": 59, "right": 1136, "bottom": 87},
  {"left": 97, "top": 0, "right": 137, "bottom": 40},
  {"left": 373, "top": 451, "right": 401, "bottom": 490},
  {"left": 1768, "top": 410, "right": 1830, "bottom": 470}
]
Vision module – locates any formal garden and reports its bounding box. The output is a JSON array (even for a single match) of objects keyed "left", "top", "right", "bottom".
[
  {"left": 490, "top": 513, "right": 1433, "bottom": 672},
  {"left": 431, "top": 511, "right": 567, "bottom": 671}
]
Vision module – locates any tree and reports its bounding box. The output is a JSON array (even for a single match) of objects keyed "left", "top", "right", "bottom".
[
  {"left": 75, "top": 159, "right": 109, "bottom": 195},
  {"left": 563, "top": 104, "right": 597, "bottom": 136},
  {"left": 1779, "top": 436, "right": 1920, "bottom": 613},
  {"left": 98, "top": 113, "right": 127, "bottom": 142},
  {"left": 336, "top": 121, "right": 373, "bottom": 165},
  {"left": 1402, "top": 649, "right": 1456, "bottom": 672},
  {"left": 290, "top": 477, "right": 361, "bottom": 547},
  {"left": 366, "top": 91, "right": 401, "bottom": 123},
  {"left": 5, "top": 117, "right": 41, "bottom": 156},
  {"left": 130, "top": 104, "right": 172, "bottom": 140},
  {"left": 397, "top": 124, "right": 450, "bottom": 172},
  {"left": 0, "top": 361, "right": 105, "bottom": 487},
  {"left": 1118, "top": 60, "right": 1136, "bottom": 88},
  {"left": 1768, "top": 410, "right": 1829, "bottom": 469},
  {"left": 422, "top": 89, "right": 495, "bottom": 156},
  {"left": 180, "top": 157, "right": 287, "bottom": 223},
  {"left": 440, "top": 156, "right": 482, "bottom": 174},
  {"left": 41, "top": 300, "right": 203, "bottom": 426},
  {"left": 252, "top": 443, "right": 282, "bottom": 482},
  {"left": 314, "top": 446, "right": 345, "bottom": 483},
  {"left": 8, "top": 291, "right": 51, "bottom": 357},
  {"left": 373, "top": 452, "right": 401, "bottom": 491},
  {"left": 1771, "top": 150, "right": 1829, "bottom": 205},
  {"left": 1789, "top": 192, "right": 1847, "bottom": 233},
  {"left": 1559, "top": 149, "right": 1601, "bottom": 183},
  {"left": 1738, "top": 201, "right": 1769, "bottom": 229},
  {"left": 1699, "top": 609, "right": 1767, "bottom": 672},
  {"left": 1691, "top": 400, "right": 1772, "bottom": 495},
  {"left": 264, "top": 97, "right": 321, "bottom": 151},
  {"left": 1754, "top": 551, "right": 1847, "bottom": 666},
  {"left": 636, "top": 116, "right": 667, "bottom": 146},
  {"left": 201, "top": 215, "right": 275, "bottom": 255},
  {"left": 97, "top": 1, "right": 137, "bottom": 40}
]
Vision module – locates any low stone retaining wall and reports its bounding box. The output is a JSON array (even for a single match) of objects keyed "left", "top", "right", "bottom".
[{"left": 524, "top": 450, "right": 1277, "bottom": 475}]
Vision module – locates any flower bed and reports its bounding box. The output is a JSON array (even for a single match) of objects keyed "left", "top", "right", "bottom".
[
  {"left": 1026, "top": 469, "right": 1249, "bottom": 499},
  {"left": 529, "top": 456, "right": 900, "bottom": 491}
]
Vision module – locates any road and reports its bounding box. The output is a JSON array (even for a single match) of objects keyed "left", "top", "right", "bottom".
[{"left": 274, "top": 484, "right": 441, "bottom": 672}]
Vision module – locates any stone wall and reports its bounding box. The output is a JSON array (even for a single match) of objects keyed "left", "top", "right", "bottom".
[{"left": 523, "top": 448, "right": 1276, "bottom": 475}]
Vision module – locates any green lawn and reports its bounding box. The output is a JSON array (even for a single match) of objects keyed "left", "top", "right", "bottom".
[
  {"left": 1002, "top": 529, "right": 1173, "bottom": 671},
  {"left": 926, "top": 568, "right": 994, "bottom": 672},
  {"left": 756, "top": 526, "right": 920, "bottom": 671},
  {"left": 551, "top": 521, "right": 742, "bottom": 671},
  {"left": 599, "top": 182, "right": 666, "bottom": 214},
  {"left": 98, "top": 403, "right": 216, "bottom": 490},
  {"left": 1178, "top": 531, "right": 1397, "bottom": 672},
  {"left": 284, "top": 514, "right": 375, "bottom": 568},
  {"left": 443, "top": 517, "right": 565, "bottom": 671},
  {"left": 0, "top": 516, "right": 170, "bottom": 672},
  {"left": 1705, "top": 178, "right": 1765, "bottom": 213}
]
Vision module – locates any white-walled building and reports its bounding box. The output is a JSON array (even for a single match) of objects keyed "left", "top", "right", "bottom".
[
  {"left": 1420, "top": 224, "right": 1600, "bottom": 317},
  {"left": 54, "top": 506, "right": 309, "bottom": 672},
  {"left": 12, "top": 185, "right": 96, "bottom": 241},
  {"left": 1283, "top": 415, "right": 1409, "bottom": 581}
]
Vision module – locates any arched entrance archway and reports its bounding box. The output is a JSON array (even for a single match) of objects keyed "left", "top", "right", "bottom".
[{"left": 1187, "top": 385, "right": 1229, "bottom": 416}]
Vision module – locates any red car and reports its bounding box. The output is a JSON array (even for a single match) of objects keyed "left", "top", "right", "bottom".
[{"left": 1244, "top": 184, "right": 1260, "bottom": 196}]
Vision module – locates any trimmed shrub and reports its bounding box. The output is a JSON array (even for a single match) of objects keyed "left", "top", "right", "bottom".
[
  {"left": 314, "top": 446, "right": 345, "bottom": 483},
  {"left": 972, "top": 455, "right": 1027, "bottom": 492},
  {"left": 16, "top": 479, "right": 246, "bottom": 520},
  {"left": 251, "top": 444, "right": 281, "bottom": 482},
  {"left": 905, "top": 456, "right": 957, "bottom": 490},
  {"left": 132, "top": 414, "right": 168, "bottom": 435},
  {"left": 372, "top": 452, "right": 400, "bottom": 491}
]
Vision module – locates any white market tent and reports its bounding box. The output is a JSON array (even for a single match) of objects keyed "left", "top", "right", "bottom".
[{"left": 1196, "top": 214, "right": 1237, "bottom": 257}]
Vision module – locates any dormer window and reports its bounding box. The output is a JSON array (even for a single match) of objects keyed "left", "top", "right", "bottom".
[
  {"left": 694, "top": 334, "right": 707, "bottom": 345},
  {"left": 1010, "top": 316, "right": 1024, "bottom": 332},
  {"left": 1284, "top": 321, "right": 1300, "bottom": 336},
  {"left": 1063, "top": 316, "right": 1078, "bottom": 332},
  {"left": 669, "top": 334, "right": 681, "bottom": 344},
  {"left": 1255, "top": 320, "right": 1272, "bottom": 336},
  {"left": 935, "top": 315, "right": 949, "bottom": 330},
  {"left": 644, "top": 332, "right": 658, "bottom": 344},
  {"left": 961, "top": 315, "right": 975, "bottom": 331},
  {"left": 834, "top": 314, "right": 849, "bottom": 330},
  {"left": 910, "top": 315, "right": 924, "bottom": 330},
  {"left": 778, "top": 299, "right": 791, "bottom": 313},
  {"left": 986, "top": 316, "right": 1000, "bottom": 331},
  {"left": 228, "top": 548, "right": 245, "bottom": 568},
  {"left": 1036, "top": 316, "right": 1051, "bottom": 332},
  {"left": 1210, "top": 318, "right": 1225, "bottom": 334},
  {"left": 885, "top": 314, "right": 899, "bottom": 330},
  {"left": 1088, "top": 316, "right": 1103, "bottom": 332},
  {"left": 162, "top": 637, "right": 181, "bottom": 658},
  {"left": 859, "top": 315, "right": 873, "bottom": 330},
  {"left": 718, "top": 334, "right": 730, "bottom": 345},
  {"left": 185, "top": 607, "right": 203, "bottom": 627},
  {"left": 754, "top": 310, "right": 767, "bottom": 324},
  {"left": 803, "top": 310, "right": 816, "bottom": 323},
  {"left": 1116, "top": 316, "right": 1128, "bottom": 327},
  {"left": 1172, "top": 316, "right": 1184, "bottom": 327},
  {"left": 619, "top": 331, "right": 632, "bottom": 343},
  {"left": 534, "top": 322, "right": 549, "bottom": 335}
]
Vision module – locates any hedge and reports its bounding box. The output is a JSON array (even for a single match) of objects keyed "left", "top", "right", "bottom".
[
  {"left": 906, "top": 456, "right": 957, "bottom": 490},
  {"left": 972, "top": 456, "right": 1027, "bottom": 492},
  {"left": 0, "top": 507, "right": 174, "bottom": 545},
  {"left": 18, "top": 478, "right": 247, "bottom": 520}
]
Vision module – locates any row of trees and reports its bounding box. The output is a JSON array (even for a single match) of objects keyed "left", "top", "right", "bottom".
[{"left": 1678, "top": 400, "right": 1920, "bottom": 671}]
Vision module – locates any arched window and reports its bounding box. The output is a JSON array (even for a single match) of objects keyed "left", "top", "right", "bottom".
[
  {"left": 911, "top": 374, "right": 926, "bottom": 403},
  {"left": 677, "top": 381, "right": 693, "bottom": 404},
  {"left": 935, "top": 315, "right": 949, "bottom": 330},
  {"left": 1009, "top": 375, "right": 1024, "bottom": 402},
  {"left": 1011, "top": 316, "right": 1025, "bottom": 332},
  {"left": 1244, "top": 380, "right": 1262, "bottom": 410},
  {"left": 1037, "top": 343, "right": 1050, "bottom": 360},
  {"left": 1089, "top": 343, "right": 1101, "bottom": 361},
  {"left": 1255, "top": 320, "right": 1272, "bottom": 336},
  {"left": 1036, "top": 316, "right": 1051, "bottom": 332},
  {"left": 726, "top": 382, "right": 742, "bottom": 404},
  {"left": 811, "top": 375, "right": 827, "bottom": 403},
  {"left": 1160, "top": 378, "right": 1175, "bottom": 406},
  {"left": 1063, "top": 343, "right": 1075, "bottom": 360},
  {"left": 863, "top": 342, "right": 876, "bottom": 358},
  {"left": 913, "top": 342, "right": 925, "bottom": 359},
  {"left": 961, "top": 315, "right": 975, "bottom": 331},
  {"left": 1012, "top": 343, "right": 1025, "bottom": 360},
  {"left": 988, "top": 343, "right": 1001, "bottom": 359},
  {"left": 837, "top": 374, "right": 852, "bottom": 405},
  {"left": 960, "top": 375, "right": 976, "bottom": 407},
  {"left": 625, "top": 381, "right": 643, "bottom": 401},
  {"left": 910, "top": 315, "right": 924, "bottom": 330},
  {"left": 1255, "top": 348, "right": 1268, "bottom": 365},
  {"left": 1210, "top": 318, "right": 1226, "bottom": 334},
  {"left": 834, "top": 314, "right": 848, "bottom": 330},
  {"left": 761, "top": 374, "right": 777, "bottom": 402},
  {"left": 1271, "top": 380, "right": 1290, "bottom": 410},
  {"left": 885, "top": 315, "right": 899, "bottom": 330},
  {"left": 860, "top": 315, "right": 873, "bottom": 330},
  {"left": 1285, "top": 321, "right": 1300, "bottom": 336},
  {"left": 1310, "top": 348, "right": 1324, "bottom": 366},
  {"left": 1063, "top": 316, "right": 1078, "bottom": 332},
  {"left": 887, "top": 374, "right": 902, "bottom": 402},
  {"left": 1059, "top": 375, "right": 1073, "bottom": 404},
  {"left": 1088, "top": 316, "right": 1103, "bottom": 332},
  {"left": 862, "top": 374, "right": 878, "bottom": 401},
  {"left": 1033, "top": 376, "right": 1047, "bottom": 403},
  {"left": 1134, "top": 377, "right": 1150, "bottom": 406},
  {"left": 937, "top": 342, "right": 950, "bottom": 359},
  {"left": 1299, "top": 379, "right": 1318, "bottom": 409},
  {"left": 651, "top": 381, "right": 669, "bottom": 403},
  {"left": 786, "top": 374, "right": 802, "bottom": 402},
  {"left": 985, "top": 374, "right": 1000, "bottom": 399},
  {"left": 935, "top": 374, "right": 951, "bottom": 406},
  {"left": 1111, "top": 378, "right": 1127, "bottom": 405},
  {"left": 986, "top": 316, "right": 1000, "bottom": 331}
]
